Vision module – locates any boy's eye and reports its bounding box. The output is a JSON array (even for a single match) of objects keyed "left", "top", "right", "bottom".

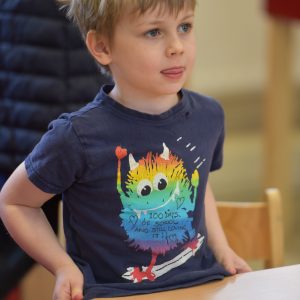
[
  {"left": 178, "top": 23, "right": 192, "bottom": 33},
  {"left": 145, "top": 29, "right": 161, "bottom": 38}
]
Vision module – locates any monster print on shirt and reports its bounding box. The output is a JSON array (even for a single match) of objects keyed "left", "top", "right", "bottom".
[{"left": 115, "top": 143, "right": 204, "bottom": 283}]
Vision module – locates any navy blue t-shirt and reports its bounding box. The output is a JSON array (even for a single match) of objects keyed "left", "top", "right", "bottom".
[{"left": 25, "top": 85, "right": 228, "bottom": 299}]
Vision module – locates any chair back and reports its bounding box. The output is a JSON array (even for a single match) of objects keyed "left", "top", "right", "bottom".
[{"left": 217, "top": 188, "right": 284, "bottom": 268}]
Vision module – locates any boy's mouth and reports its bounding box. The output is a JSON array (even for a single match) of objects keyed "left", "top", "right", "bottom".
[{"left": 161, "top": 67, "right": 185, "bottom": 79}]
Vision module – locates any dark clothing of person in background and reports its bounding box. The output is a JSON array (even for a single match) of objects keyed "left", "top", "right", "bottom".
[{"left": 0, "top": 0, "right": 110, "bottom": 297}]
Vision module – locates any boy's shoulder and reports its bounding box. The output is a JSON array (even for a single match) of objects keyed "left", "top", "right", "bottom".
[
  {"left": 183, "top": 88, "right": 224, "bottom": 116},
  {"left": 51, "top": 90, "right": 108, "bottom": 128}
]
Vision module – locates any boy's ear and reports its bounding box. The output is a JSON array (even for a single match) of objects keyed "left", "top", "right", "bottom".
[{"left": 86, "top": 30, "right": 112, "bottom": 66}]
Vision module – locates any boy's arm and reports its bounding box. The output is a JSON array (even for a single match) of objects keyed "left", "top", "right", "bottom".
[
  {"left": 205, "top": 182, "right": 252, "bottom": 274},
  {"left": 0, "top": 162, "right": 83, "bottom": 300}
]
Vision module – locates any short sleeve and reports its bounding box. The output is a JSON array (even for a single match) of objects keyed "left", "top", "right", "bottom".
[
  {"left": 25, "top": 116, "right": 86, "bottom": 194},
  {"left": 210, "top": 105, "right": 225, "bottom": 172}
]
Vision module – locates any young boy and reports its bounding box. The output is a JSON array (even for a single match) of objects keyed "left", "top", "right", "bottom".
[{"left": 0, "top": 1, "right": 251, "bottom": 299}]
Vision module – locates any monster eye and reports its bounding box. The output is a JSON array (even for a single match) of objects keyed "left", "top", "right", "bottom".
[
  {"left": 153, "top": 173, "right": 168, "bottom": 191},
  {"left": 137, "top": 179, "right": 152, "bottom": 197}
]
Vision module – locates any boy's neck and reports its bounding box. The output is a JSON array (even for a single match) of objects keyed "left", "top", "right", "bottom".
[{"left": 108, "top": 86, "right": 181, "bottom": 115}]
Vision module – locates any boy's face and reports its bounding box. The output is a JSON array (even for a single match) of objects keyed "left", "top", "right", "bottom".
[{"left": 108, "top": 4, "right": 196, "bottom": 99}]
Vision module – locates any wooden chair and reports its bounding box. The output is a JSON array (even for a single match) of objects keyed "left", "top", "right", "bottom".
[{"left": 217, "top": 188, "right": 284, "bottom": 269}]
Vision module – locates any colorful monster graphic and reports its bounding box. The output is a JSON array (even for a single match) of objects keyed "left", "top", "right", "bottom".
[{"left": 115, "top": 143, "right": 203, "bottom": 283}]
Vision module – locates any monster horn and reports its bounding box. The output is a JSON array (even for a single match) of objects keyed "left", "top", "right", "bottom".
[
  {"left": 129, "top": 153, "right": 139, "bottom": 170},
  {"left": 160, "top": 143, "right": 170, "bottom": 160}
]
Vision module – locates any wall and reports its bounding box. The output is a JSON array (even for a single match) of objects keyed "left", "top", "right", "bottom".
[{"left": 190, "top": 0, "right": 300, "bottom": 96}]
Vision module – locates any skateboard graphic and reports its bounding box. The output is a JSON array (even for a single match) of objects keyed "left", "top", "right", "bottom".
[{"left": 122, "top": 234, "right": 204, "bottom": 282}]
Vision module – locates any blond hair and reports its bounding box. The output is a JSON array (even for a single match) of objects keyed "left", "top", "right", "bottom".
[{"left": 57, "top": 0, "right": 196, "bottom": 39}]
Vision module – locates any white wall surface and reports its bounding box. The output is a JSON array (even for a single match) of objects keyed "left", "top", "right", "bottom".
[{"left": 190, "top": 0, "right": 300, "bottom": 95}]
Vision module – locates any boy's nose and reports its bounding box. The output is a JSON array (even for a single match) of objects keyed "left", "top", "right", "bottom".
[{"left": 166, "top": 37, "right": 184, "bottom": 57}]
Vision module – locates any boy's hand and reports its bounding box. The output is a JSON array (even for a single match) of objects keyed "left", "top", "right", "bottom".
[
  {"left": 214, "top": 246, "right": 252, "bottom": 275},
  {"left": 53, "top": 263, "right": 84, "bottom": 300}
]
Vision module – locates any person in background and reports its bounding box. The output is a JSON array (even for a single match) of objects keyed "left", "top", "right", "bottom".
[{"left": 0, "top": 0, "right": 110, "bottom": 298}]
